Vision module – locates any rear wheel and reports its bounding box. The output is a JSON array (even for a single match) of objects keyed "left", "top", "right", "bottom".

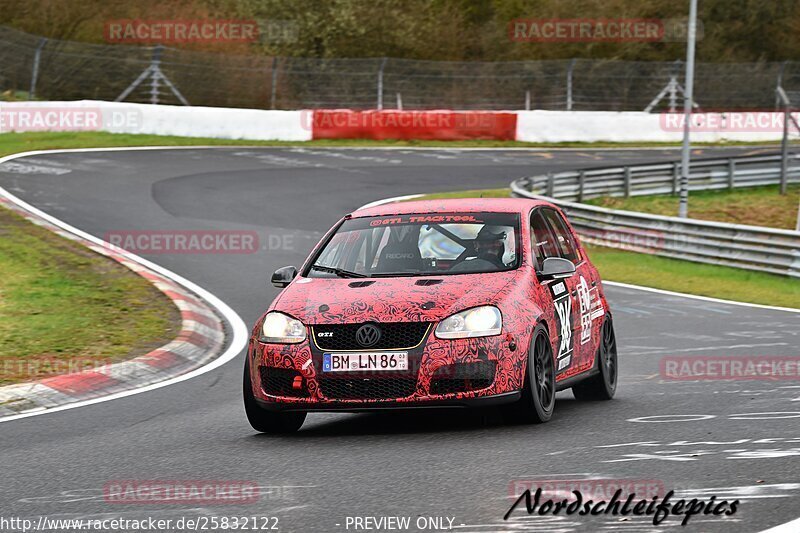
[
  {"left": 243, "top": 358, "right": 306, "bottom": 433},
  {"left": 572, "top": 318, "right": 617, "bottom": 401},
  {"left": 507, "top": 324, "right": 555, "bottom": 424}
]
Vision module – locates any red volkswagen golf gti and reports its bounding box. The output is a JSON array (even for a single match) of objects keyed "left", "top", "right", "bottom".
[{"left": 244, "top": 198, "right": 617, "bottom": 433}]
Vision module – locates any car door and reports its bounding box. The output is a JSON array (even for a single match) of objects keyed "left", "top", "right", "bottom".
[
  {"left": 541, "top": 208, "right": 604, "bottom": 375},
  {"left": 530, "top": 209, "right": 577, "bottom": 377}
]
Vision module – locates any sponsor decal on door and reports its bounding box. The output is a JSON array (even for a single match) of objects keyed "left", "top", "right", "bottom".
[
  {"left": 576, "top": 275, "right": 605, "bottom": 345},
  {"left": 550, "top": 281, "right": 573, "bottom": 373}
]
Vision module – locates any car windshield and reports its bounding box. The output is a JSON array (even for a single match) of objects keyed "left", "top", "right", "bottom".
[{"left": 307, "top": 212, "right": 520, "bottom": 278}]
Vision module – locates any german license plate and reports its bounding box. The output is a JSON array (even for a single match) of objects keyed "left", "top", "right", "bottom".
[{"left": 323, "top": 352, "right": 408, "bottom": 372}]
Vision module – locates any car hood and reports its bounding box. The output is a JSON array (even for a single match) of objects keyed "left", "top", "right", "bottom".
[{"left": 272, "top": 272, "right": 518, "bottom": 324}]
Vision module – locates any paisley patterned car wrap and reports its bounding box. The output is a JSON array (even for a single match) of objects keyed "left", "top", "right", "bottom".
[{"left": 247, "top": 198, "right": 610, "bottom": 407}]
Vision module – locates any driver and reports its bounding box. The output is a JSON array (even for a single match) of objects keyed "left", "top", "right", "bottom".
[
  {"left": 451, "top": 225, "right": 507, "bottom": 272},
  {"left": 474, "top": 225, "right": 506, "bottom": 268}
]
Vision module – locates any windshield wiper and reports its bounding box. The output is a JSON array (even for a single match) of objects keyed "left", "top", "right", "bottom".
[
  {"left": 310, "top": 264, "right": 367, "bottom": 278},
  {"left": 369, "top": 271, "right": 422, "bottom": 278}
]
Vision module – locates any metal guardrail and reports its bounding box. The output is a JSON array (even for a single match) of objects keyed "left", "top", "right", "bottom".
[{"left": 511, "top": 154, "right": 800, "bottom": 278}]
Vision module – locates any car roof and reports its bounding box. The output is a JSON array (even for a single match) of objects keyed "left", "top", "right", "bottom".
[{"left": 351, "top": 197, "right": 554, "bottom": 218}]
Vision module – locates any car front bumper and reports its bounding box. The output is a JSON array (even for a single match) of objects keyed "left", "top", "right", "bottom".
[{"left": 248, "top": 330, "right": 526, "bottom": 410}]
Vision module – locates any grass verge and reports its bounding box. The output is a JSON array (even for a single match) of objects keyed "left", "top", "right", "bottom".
[
  {"left": 586, "top": 184, "right": 800, "bottom": 230},
  {"left": 412, "top": 189, "right": 800, "bottom": 309},
  {"left": 584, "top": 244, "right": 799, "bottom": 309},
  {"left": 0, "top": 206, "right": 180, "bottom": 386}
]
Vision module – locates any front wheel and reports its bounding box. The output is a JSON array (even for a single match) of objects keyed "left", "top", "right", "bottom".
[
  {"left": 507, "top": 324, "right": 555, "bottom": 424},
  {"left": 572, "top": 317, "right": 618, "bottom": 401},
  {"left": 243, "top": 358, "right": 306, "bottom": 433}
]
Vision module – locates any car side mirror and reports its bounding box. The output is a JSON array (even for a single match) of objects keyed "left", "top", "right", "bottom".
[
  {"left": 537, "top": 257, "right": 576, "bottom": 280},
  {"left": 271, "top": 266, "right": 297, "bottom": 288}
]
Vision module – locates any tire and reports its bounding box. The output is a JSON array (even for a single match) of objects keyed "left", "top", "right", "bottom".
[
  {"left": 243, "top": 358, "right": 306, "bottom": 433},
  {"left": 507, "top": 323, "right": 556, "bottom": 424},
  {"left": 572, "top": 317, "right": 618, "bottom": 401}
]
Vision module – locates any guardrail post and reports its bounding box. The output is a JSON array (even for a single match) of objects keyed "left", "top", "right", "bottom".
[
  {"left": 780, "top": 102, "right": 790, "bottom": 195},
  {"left": 796, "top": 193, "right": 800, "bottom": 232},
  {"left": 672, "top": 162, "right": 680, "bottom": 195},
  {"left": 727, "top": 159, "right": 735, "bottom": 190},
  {"left": 624, "top": 167, "right": 632, "bottom": 198},
  {"left": 577, "top": 171, "right": 586, "bottom": 202},
  {"left": 546, "top": 173, "right": 555, "bottom": 197},
  {"left": 790, "top": 250, "right": 800, "bottom": 279}
]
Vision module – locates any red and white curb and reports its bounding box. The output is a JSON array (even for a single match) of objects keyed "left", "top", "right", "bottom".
[{"left": 0, "top": 148, "right": 248, "bottom": 423}]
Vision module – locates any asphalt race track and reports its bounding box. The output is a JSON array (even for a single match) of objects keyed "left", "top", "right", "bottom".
[{"left": 0, "top": 147, "right": 798, "bottom": 533}]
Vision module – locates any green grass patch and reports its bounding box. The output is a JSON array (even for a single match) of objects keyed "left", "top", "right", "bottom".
[
  {"left": 584, "top": 244, "right": 800, "bottom": 309},
  {"left": 413, "top": 188, "right": 800, "bottom": 309},
  {"left": 586, "top": 184, "right": 800, "bottom": 230},
  {"left": 0, "top": 131, "right": 796, "bottom": 157},
  {"left": 0, "top": 206, "right": 180, "bottom": 385}
]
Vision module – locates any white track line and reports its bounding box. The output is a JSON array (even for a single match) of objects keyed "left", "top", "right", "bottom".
[
  {"left": 760, "top": 516, "right": 800, "bottom": 532},
  {"left": 603, "top": 280, "right": 799, "bottom": 314},
  {"left": 0, "top": 147, "right": 249, "bottom": 424}
]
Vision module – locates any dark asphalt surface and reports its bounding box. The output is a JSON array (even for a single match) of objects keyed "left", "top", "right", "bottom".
[{"left": 0, "top": 146, "right": 798, "bottom": 533}]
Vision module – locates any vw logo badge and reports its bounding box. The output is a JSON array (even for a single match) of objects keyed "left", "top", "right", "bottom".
[{"left": 355, "top": 324, "right": 382, "bottom": 348}]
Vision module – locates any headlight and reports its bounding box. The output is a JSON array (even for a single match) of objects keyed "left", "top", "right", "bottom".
[
  {"left": 435, "top": 306, "right": 502, "bottom": 339},
  {"left": 260, "top": 312, "right": 307, "bottom": 344}
]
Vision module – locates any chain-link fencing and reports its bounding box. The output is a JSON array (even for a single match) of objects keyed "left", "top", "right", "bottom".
[{"left": 2, "top": 25, "right": 800, "bottom": 111}]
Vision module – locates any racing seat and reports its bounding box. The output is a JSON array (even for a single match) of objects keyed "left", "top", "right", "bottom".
[{"left": 375, "top": 236, "right": 423, "bottom": 273}]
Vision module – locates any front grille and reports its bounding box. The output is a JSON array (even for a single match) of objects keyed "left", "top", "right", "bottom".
[
  {"left": 260, "top": 366, "right": 308, "bottom": 398},
  {"left": 429, "top": 361, "right": 496, "bottom": 395},
  {"left": 319, "top": 377, "right": 417, "bottom": 400},
  {"left": 312, "top": 322, "right": 430, "bottom": 351}
]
